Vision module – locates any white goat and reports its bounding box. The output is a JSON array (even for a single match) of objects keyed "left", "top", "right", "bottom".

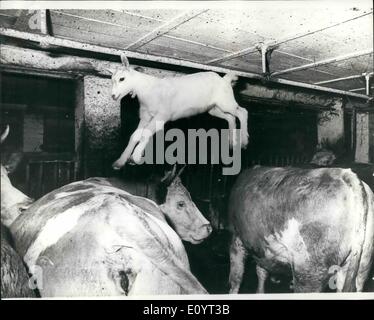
[{"left": 110, "top": 54, "right": 249, "bottom": 170}]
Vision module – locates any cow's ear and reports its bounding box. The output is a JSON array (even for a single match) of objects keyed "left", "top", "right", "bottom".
[
  {"left": 4, "top": 153, "right": 23, "bottom": 174},
  {"left": 1, "top": 125, "right": 9, "bottom": 144},
  {"left": 160, "top": 164, "right": 177, "bottom": 185},
  {"left": 120, "top": 53, "right": 130, "bottom": 69},
  {"left": 175, "top": 165, "right": 186, "bottom": 179}
]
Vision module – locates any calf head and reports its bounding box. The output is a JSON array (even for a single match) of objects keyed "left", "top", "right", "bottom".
[
  {"left": 1, "top": 126, "right": 33, "bottom": 227},
  {"left": 110, "top": 54, "right": 139, "bottom": 101},
  {"left": 159, "top": 165, "right": 212, "bottom": 244}
]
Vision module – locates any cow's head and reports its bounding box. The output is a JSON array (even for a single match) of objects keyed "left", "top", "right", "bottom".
[
  {"left": 310, "top": 149, "right": 336, "bottom": 167},
  {"left": 159, "top": 165, "right": 212, "bottom": 244},
  {"left": 1, "top": 126, "right": 33, "bottom": 227},
  {"left": 110, "top": 54, "right": 141, "bottom": 101}
]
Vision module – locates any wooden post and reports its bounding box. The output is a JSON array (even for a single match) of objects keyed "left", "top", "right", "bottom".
[
  {"left": 355, "top": 111, "right": 373, "bottom": 163},
  {"left": 82, "top": 76, "right": 121, "bottom": 177}
]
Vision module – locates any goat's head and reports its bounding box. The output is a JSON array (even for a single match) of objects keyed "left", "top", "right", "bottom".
[
  {"left": 110, "top": 54, "right": 138, "bottom": 101},
  {"left": 1, "top": 126, "right": 33, "bottom": 227},
  {"left": 159, "top": 165, "right": 212, "bottom": 244}
]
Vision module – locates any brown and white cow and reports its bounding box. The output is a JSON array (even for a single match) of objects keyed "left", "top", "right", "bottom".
[
  {"left": 1, "top": 224, "right": 36, "bottom": 298},
  {"left": 1, "top": 127, "right": 211, "bottom": 297},
  {"left": 228, "top": 166, "right": 374, "bottom": 293}
]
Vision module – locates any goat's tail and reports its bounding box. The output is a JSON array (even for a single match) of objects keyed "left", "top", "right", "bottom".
[{"left": 223, "top": 73, "right": 239, "bottom": 87}]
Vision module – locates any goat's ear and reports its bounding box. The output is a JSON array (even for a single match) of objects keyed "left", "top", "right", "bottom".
[
  {"left": 120, "top": 53, "right": 130, "bottom": 69},
  {"left": 134, "top": 66, "right": 145, "bottom": 73},
  {"left": 4, "top": 153, "right": 23, "bottom": 174},
  {"left": 102, "top": 68, "right": 115, "bottom": 76}
]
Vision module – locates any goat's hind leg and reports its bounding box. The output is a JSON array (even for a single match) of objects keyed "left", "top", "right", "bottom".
[
  {"left": 131, "top": 115, "right": 166, "bottom": 164},
  {"left": 235, "top": 106, "right": 249, "bottom": 148},
  {"left": 208, "top": 107, "right": 237, "bottom": 147}
]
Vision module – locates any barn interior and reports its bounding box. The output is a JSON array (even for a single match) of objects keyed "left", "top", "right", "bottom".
[{"left": 0, "top": 2, "right": 373, "bottom": 294}]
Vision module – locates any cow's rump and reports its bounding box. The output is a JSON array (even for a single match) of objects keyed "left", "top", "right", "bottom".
[{"left": 228, "top": 166, "right": 374, "bottom": 292}]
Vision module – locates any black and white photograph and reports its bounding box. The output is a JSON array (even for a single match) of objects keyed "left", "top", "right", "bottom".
[{"left": 0, "top": 0, "right": 373, "bottom": 303}]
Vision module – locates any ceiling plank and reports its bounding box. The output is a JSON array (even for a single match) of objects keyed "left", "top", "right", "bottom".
[
  {"left": 205, "top": 11, "right": 372, "bottom": 64},
  {"left": 0, "top": 27, "right": 370, "bottom": 100},
  {"left": 271, "top": 49, "right": 373, "bottom": 77},
  {"left": 52, "top": 10, "right": 229, "bottom": 54},
  {"left": 124, "top": 9, "right": 208, "bottom": 50}
]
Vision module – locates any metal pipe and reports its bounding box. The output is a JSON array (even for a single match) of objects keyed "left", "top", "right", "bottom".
[
  {"left": 364, "top": 72, "right": 373, "bottom": 96},
  {"left": 125, "top": 9, "right": 207, "bottom": 50},
  {"left": 349, "top": 86, "right": 374, "bottom": 92},
  {"left": 0, "top": 27, "right": 370, "bottom": 100},
  {"left": 314, "top": 74, "right": 364, "bottom": 85},
  {"left": 259, "top": 44, "right": 268, "bottom": 74},
  {"left": 40, "top": 9, "right": 48, "bottom": 35},
  {"left": 271, "top": 49, "right": 373, "bottom": 77}
]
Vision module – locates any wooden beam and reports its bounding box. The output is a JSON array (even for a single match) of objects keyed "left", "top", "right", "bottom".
[
  {"left": 124, "top": 9, "right": 207, "bottom": 50},
  {"left": 0, "top": 64, "right": 79, "bottom": 79},
  {"left": 206, "top": 11, "right": 372, "bottom": 64},
  {"left": 271, "top": 49, "right": 373, "bottom": 77},
  {"left": 0, "top": 27, "right": 370, "bottom": 100}
]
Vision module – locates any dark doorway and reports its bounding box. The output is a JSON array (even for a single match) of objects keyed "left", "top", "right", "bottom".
[{"left": 1, "top": 72, "right": 77, "bottom": 199}]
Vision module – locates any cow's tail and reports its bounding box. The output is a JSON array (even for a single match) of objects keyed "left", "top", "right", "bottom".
[
  {"left": 342, "top": 170, "right": 369, "bottom": 292},
  {"left": 223, "top": 72, "right": 238, "bottom": 87},
  {"left": 107, "top": 196, "right": 208, "bottom": 295}
]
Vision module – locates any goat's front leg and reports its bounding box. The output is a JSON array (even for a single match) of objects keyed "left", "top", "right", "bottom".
[
  {"left": 112, "top": 118, "right": 150, "bottom": 170},
  {"left": 131, "top": 115, "right": 166, "bottom": 164}
]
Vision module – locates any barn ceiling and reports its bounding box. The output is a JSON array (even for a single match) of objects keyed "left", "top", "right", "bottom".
[{"left": 0, "top": 1, "right": 373, "bottom": 98}]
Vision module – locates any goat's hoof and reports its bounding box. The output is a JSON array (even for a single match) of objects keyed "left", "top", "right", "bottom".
[
  {"left": 128, "top": 158, "right": 137, "bottom": 166},
  {"left": 241, "top": 136, "right": 249, "bottom": 149},
  {"left": 112, "top": 161, "right": 124, "bottom": 170},
  {"left": 130, "top": 152, "right": 144, "bottom": 165}
]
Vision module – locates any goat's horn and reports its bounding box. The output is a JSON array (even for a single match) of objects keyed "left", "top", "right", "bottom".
[{"left": 1, "top": 125, "right": 9, "bottom": 144}]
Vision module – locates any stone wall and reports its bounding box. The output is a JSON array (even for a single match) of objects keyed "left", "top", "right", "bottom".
[{"left": 81, "top": 76, "right": 121, "bottom": 177}]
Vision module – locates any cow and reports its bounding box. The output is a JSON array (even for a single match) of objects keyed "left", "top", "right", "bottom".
[
  {"left": 1, "top": 127, "right": 35, "bottom": 298},
  {"left": 107, "top": 53, "right": 248, "bottom": 169},
  {"left": 228, "top": 166, "right": 374, "bottom": 293},
  {"left": 1, "top": 127, "right": 211, "bottom": 297},
  {"left": 1, "top": 224, "right": 36, "bottom": 298}
]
